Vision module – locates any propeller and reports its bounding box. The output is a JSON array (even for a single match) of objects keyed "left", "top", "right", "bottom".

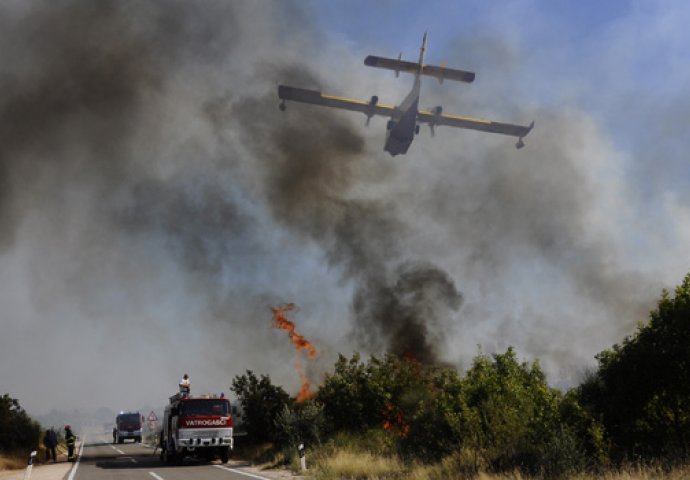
[
  {"left": 366, "top": 95, "right": 378, "bottom": 126},
  {"left": 425, "top": 105, "right": 442, "bottom": 137}
]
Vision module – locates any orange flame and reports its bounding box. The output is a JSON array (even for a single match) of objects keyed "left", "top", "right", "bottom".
[
  {"left": 383, "top": 403, "right": 410, "bottom": 438},
  {"left": 272, "top": 303, "right": 317, "bottom": 402},
  {"left": 402, "top": 351, "right": 417, "bottom": 362}
]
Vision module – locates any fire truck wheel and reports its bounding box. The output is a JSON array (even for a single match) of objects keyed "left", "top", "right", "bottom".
[
  {"left": 163, "top": 448, "right": 175, "bottom": 465},
  {"left": 220, "top": 448, "right": 229, "bottom": 464}
]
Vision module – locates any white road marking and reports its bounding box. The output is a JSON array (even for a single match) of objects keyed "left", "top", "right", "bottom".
[
  {"left": 149, "top": 472, "right": 165, "bottom": 480},
  {"left": 67, "top": 435, "right": 86, "bottom": 480},
  {"left": 109, "top": 445, "right": 126, "bottom": 454},
  {"left": 213, "top": 465, "right": 273, "bottom": 480}
]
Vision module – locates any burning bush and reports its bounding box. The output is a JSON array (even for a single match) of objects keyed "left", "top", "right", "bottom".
[{"left": 316, "top": 349, "right": 570, "bottom": 470}]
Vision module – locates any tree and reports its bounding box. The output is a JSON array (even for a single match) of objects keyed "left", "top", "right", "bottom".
[
  {"left": 316, "top": 353, "right": 387, "bottom": 433},
  {"left": 459, "top": 348, "right": 564, "bottom": 474},
  {"left": 231, "top": 371, "right": 292, "bottom": 443},
  {"left": 274, "top": 401, "right": 326, "bottom": 450},
  {"left": 316, "top": 353, "right": 428, "bottom": 437},
  {"left": 0, "top": 394, "right": 41, "bottom": 454},
  {"left": 397, "top": 366, "right": 466, "bottom": 462},
  {"left": 316, "top": 349, "right": 571, "bottom": 471},
  {"left": 580, "top": 272, "right": 690, "bottom": 461}
]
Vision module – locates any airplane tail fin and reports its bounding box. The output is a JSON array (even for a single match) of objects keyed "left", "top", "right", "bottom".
[{"left": 418, "top": 32, "right": 427, "bottom": 70}]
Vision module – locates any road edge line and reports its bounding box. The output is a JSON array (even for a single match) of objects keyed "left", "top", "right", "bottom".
[{"left": 213, "top": 464, "right": 274, "bottom": 480}]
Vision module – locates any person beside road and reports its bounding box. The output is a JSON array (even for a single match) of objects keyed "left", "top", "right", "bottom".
[
  {"left": 113, "top": 427, "right": 117, "bottom": 444},
  {"left": 43, "top": 428, "right": 58, "bottom": 462},
  {"left": 65, "top": 425, "right": 76, "bottom": 462}
]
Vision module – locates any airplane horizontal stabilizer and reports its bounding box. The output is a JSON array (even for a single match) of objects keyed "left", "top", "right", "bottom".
[{"left": 364, "top": 55, "right": 475, "bottom": 83}]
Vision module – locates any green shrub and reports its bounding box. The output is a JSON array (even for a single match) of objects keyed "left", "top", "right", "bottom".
[
  {"left": 231, "top": 371, "right": 292, "bottom": 443},
  {"left": 0, "top": 395, "right": 40, "bottom": 455},
  {"left": 274, "top": 401, "right": 326, "bottom": 456}
]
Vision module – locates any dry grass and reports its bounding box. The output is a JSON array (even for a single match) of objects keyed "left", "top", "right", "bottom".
[
  {"left": 307, "top": 447, "right": 690, "bottom": 480},
  {"left": 0, "top": 453, "right": 29, "bottom": 471},
  {"left": 233, "top": 440, "right": 276, "bottom": 463},
  {"left": 313, "top": 450, "right": 404, "bottom": 479},
  {"left": 567, "top": 464, "right": 690, "bottom": 479},
  {"left": 404, "top": 464, "right": 525, "bottom": 480}
]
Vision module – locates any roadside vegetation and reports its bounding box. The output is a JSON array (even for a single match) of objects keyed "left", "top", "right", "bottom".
[
  {"left": 231, "top": 271, "right": 690, "bottom": 479},
  {"left": 0, "top": 394, "right": 42, "bottom": 469}
]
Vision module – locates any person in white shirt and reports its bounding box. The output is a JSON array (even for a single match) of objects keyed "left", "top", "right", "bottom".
[{"left": 179, "top": 374, "right": 190, "bottom": 395}]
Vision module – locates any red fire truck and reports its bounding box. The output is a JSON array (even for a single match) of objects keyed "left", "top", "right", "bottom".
[{"left": 160, "top": 393, "right": 233, "bottom": 464}]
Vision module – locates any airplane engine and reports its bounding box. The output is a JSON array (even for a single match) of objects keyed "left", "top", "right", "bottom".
[
  {"left": 365, "top": 96, "right": 379, "bottom": 126},
  {"left": 427, "top": 106, "right": 442, "bottom": 137}
]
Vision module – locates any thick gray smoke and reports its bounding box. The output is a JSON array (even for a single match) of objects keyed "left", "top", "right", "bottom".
[
  {"left": 0, "top": 0, "right": 682, "bottom": 414},
  {"left": 229, "top": 75, "right": 463, "bottom": 364},
  {"left": 0, "top": 0, "right": 462, "bottom": 413}
]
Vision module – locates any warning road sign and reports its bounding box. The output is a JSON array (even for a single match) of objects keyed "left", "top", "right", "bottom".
[{"left": 148, "top": 411, "right": 158, "bottom": 422}]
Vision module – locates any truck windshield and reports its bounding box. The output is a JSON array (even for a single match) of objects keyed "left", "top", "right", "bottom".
[
  {"left": 118, "top": 414, "right": 140, "bottom": 424},
  {"left": 180, "top": 400, "right": 229, "bottom": 416}
]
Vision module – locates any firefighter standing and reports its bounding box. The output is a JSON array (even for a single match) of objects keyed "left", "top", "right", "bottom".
[{"left": 65, "top": 425, "right": 76, "bottom": 462}]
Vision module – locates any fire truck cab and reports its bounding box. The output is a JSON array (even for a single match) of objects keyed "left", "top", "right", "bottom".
[
  {"left": 115, "top": 412, "right": 143, "bottom": 443},
  {"left": 160, "top": 393, "right": 233, "bottom": 464}
]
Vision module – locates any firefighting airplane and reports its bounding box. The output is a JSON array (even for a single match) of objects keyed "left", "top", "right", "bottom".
[{"left": 278, "top": 33, "right": 534, "bottom": 156}]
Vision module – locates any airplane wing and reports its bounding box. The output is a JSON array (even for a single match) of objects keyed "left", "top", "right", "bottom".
[
  {"left": 364, "top": 55, "right": 475, "bottom": 83},
  {"left": 278, "top": 85, "right": 397, "bottom": 119},
  {"left": 418, "top": 108, "right": 534, "bottom": 139}
]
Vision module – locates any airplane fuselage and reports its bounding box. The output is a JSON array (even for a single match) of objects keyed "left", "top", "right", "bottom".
[
  {"left": 384, "top": 98, "right": 419, "bottom": 156},
  {"left": 383, "top": 33, "right": 426, "bottom": 156}
]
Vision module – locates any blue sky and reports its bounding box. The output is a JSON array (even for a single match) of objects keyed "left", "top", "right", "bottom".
[
  {"left": 312, "top": 1, "right": 632, "bottom": 51},
  {"left": 309, "top": 0, "right": 690, "bottom": 194}
]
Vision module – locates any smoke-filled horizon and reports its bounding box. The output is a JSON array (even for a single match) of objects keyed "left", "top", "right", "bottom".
[{"left": 1, "top": 0, "right": 689, "bottom": 415}]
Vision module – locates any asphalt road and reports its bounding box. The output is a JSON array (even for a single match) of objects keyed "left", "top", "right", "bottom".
[{"left": 68, "top": 433, "right": 276, "bottom": 480}]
